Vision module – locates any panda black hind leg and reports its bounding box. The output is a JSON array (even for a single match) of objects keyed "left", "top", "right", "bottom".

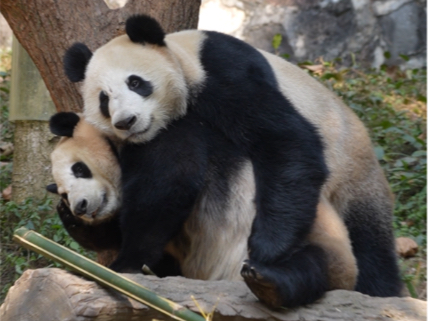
[{"left": 344, "top": 196, "right": 402, "bottom": 297}]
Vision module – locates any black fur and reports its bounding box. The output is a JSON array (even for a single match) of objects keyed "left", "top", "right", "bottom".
[
  {"left": 192, "top": 35, "right": 323, "bottom": 255},
  {"left": 162, "top": 31, "right": 329, "bottom": 307},
  {"left": 57, "top": 198, "right": 122, "bottom": 252},
  {"left": 241, "top": 244, "right": 329, "bottom": 308},
  {"left": 46, "top": 183, "right": 58, "bottom": 194},
  {"left": 125, "top": 15, "right": 166, "bottom": 46},
  {"left": 127, "top": 75, "right": 153, "bottom": 97},
  {"left": 56, "top": 184, "right": 181, "bottom": 277},
  {"left": 63, "top": 43, "right": 93, "bottom": 82},
  {"left": 108, "top": 109, "right": 331, "bottom": 307},
  {"left": 109, "top": 113, "right": 245, "bottom": 272},
  {"left": 71, "top": 162, "right": 92, "bottom": 179},
  {"left": 106, "top": 137, "right": 120, "bottom": 160},
  {"left": 62, "top": 17, "right": 401, "bottom": 307},
  {"left": 49, "top": 112, "right": 80, "bottom": 137},
  {"left": 99, "top": 91, "right": 110, "bottom": 118},
  {"left": 107, "top": 29, "right": 330, "bottom": 307},
  {"left": 344, "top": 200, "right": 402, "bottom": 296}
]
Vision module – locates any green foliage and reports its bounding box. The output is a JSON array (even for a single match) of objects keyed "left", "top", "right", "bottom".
[
  {"left": 0, "top": 162, "right": 12, "bottom": 191},
  {"left": 305, "top": 60, "right": 426, "bottom": 244},
  {"left": 0, "top": 49, "right": 13, "bottom": 193},
  {"left": 0, "top": 197, "right": 95, "bottom": 302},
  {"left": 0, "top": 48, "right": 14, "bottom": 144},
  {"left": 295, "top": 56, "right": 427, "bottom": 298},
  {"left": 399, "top": 256, "right": 427, "bottom": 299},
  {"left": 272, "top": 34, "right": 282, "bottom": 53}
]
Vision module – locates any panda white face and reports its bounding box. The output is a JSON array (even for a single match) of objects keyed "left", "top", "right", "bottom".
[
  {"left": 81, "top": 36, "right": 188, "bottom": 143},
  {"left": 49, "top": 118, "right": 121, "bottom": 223}
]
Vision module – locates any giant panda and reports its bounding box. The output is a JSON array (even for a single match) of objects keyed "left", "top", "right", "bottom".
[
  {"left": 46, "top": 112, "right": 181, "bottom": 275},
  {"left": 62, "top": 14, "right": 401, "bottom": 307},
  {"left": 47, "top": 111, "right": 358, "bottom": 307}
]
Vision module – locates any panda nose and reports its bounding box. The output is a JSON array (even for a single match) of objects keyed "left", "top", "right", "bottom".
[
  {"left": 75, "top": 199, "right": 88, "bottom": 216},
  {"left": 114, "top": 116, "right": 137, "bottom": 130}
]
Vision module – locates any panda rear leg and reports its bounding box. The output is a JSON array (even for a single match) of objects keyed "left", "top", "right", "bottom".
[
  {"left": 308, "top": 197, "right": 358, "bottom": 290},
  {"left": 241, "top": 244, "right": 329, "bottom": 309},
  {"left": 344, "top": 199, "right": 402, "bottom": 297}
]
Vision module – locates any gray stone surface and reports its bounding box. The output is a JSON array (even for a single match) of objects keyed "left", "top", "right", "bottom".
[
  {"left": 1, "top": 268, "right": 426, "bottom": 321},
  {"left": 199, "top": 0, "right": 427, "bottom": 68}
]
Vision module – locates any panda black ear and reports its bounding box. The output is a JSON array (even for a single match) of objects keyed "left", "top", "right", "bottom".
[
  {"left": 49, "top": 112, "right": 80, "bottom": 137},
  {"left": 46, "top": 183, "right": 58, "bottom": 194},
  {"left": 125, "top": 15, "right": 166, "bottom": 46},
  {"left": 63, "top": 43, "right": 93, "bottom": 82}
]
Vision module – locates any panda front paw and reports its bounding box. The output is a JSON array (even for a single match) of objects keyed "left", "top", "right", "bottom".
[
  {"left": 56, "top": 199, "right": 84, "bottom": 228},
  {"left": 109, "top": 258, "right": 143, "bottom": 274},
  {"left": 241, "top": 260, "right": 283, "bottom": 308}
]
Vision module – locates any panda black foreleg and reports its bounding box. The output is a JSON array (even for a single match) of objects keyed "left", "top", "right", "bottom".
[
  {"left": 242, "top": 243, "right": 329, "bottom": 308},
  {"left": 109, "top": 127, "right": 207, "bottom": 274},
  {"left": 108, "top": 199, "right": 197, "bottom": 274},
  {"left": 240, "top": 134, "right": 328, "bottom": 308},
  {"left": 247, "top": 140, "right": 328, "bottom": 265},
  {"left": 56, "top": 198, "right": 122, "bottom": 252}
]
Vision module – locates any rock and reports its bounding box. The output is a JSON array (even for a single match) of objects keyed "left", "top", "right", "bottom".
[
  {"left": 1, "top": 184, "right": 12, "bottom": 201},
  {"left": 396, "top": 237, "right": 419, "bottom": 258},
  {"left": 0, "top": 142, "right": 13, "bottom": 157},
  {"left": 373, "top": 0, "right": 414, "bottom": 16},
  {"left": 0, "top": 268, "right": 426, "bottom": 321},
  {"left": 198, "top": 0, "right": 427, "bottom": 68}
]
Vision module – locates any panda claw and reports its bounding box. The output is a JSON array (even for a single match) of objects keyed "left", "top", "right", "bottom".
[
  {"left": 250, "top": 266, "right": 263, "bottom": 280},
  {"left": 240, "top": 261, "right": 283, "bottom": 308}
]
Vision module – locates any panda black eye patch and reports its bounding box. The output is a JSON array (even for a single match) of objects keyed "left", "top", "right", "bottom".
[
  {"left": 127, "top": 75, "right": 153, "bottom": 97},
  {"left": 71, "top": 162, "right": 92, "bottom": 179},
  {"left": 99, "top": 91, "right": 110, "bottom": 118}
]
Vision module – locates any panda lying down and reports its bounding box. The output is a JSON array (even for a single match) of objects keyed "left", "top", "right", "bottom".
[
  {"left": 48, "top": 112, "right": 357, "bottom": 308},
  {"left": 47, "top": 14, "right": 401, "bottom": 308}
]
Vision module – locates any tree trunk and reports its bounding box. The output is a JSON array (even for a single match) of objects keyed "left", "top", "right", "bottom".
[
  {"left": 9, "top": 38, "right": 57, "bottom": 202},
  {"left": 11, "top": 121, "right": 58, "bottom": 202},
  {"left": 0, "top": 0, "right": 201, "bottom": 112},
  {"left": 0, "top": 0, "right": 201, "bottom": 201}
]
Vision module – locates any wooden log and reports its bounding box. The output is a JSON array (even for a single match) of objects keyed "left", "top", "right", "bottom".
[{"left": 0, "top": 268, "right": 426, "bottom": 321}]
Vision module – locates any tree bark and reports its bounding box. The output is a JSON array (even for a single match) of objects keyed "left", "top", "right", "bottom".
[
  {"left": 0, "top": 0, "right": 201, "bottom": 112},
  {"left": 1, "top": 268, "right": 426, "bottom": 321},
  {"left": 11, "top": 121, "right": 58, "bottom": 202}
]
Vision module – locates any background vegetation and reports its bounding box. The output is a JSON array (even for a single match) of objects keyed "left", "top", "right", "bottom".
[{"left": 0, "top": 46, "right": 426, "bottom": 303}]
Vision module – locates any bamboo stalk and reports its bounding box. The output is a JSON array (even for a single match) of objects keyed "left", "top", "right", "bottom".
[{"left": 13, "top": 227, "right": 205, "bottom": 321}]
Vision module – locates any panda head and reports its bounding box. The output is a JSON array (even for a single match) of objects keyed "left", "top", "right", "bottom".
[
  {"left": 63, "top": 15, "right": 188, "bottom": 143},
  {"left": 47, "top": 112, "right": 121, "bottom": 223}
]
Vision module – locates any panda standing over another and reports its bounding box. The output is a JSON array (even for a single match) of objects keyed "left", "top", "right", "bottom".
[
  {"left": 48, "top": 111, "right": 358, "bottom": 307},
  {"left": 62, "top": 14, "right": 401, "bottom": 308}
]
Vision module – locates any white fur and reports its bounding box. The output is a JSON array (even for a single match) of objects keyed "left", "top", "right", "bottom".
[
  {"left": 82, "top": 36, "right": 191, "bottom": 143},
  {"left": 174, "top": 160, "right": 256, "bottom": 281},
  {"left": 50, "top": 120, "right": 121, "bottom": 223}
]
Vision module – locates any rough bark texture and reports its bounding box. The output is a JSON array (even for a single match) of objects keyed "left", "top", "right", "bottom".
[
  {"left": 11, "top": 121, "right": 59, "bottom": 203},
  {"left": 0, "top": 268, "right": 426, "bottom": 321},
  {"left": 0, "top": 0, "right": 201, "bottom": 112}
]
